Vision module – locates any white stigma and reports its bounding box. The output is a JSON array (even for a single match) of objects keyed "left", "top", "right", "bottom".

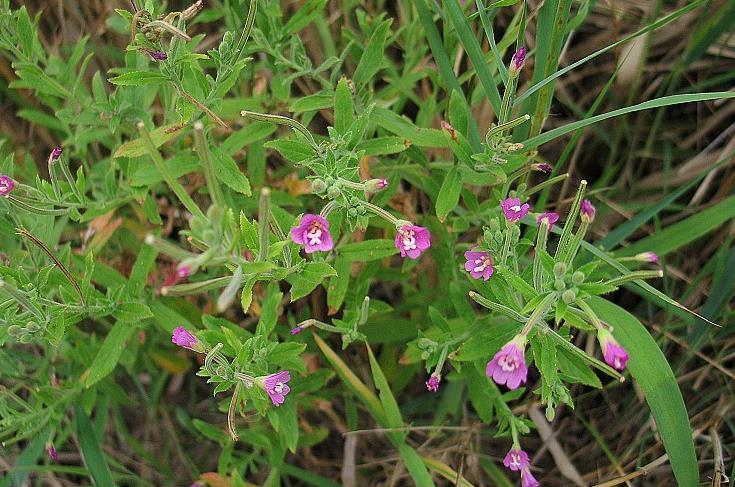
[
  {"left": 472, "top": 256, "right": 490, "bottom": 273},
  {"left": 401, "top": 230, "right": 417, "bottom": 250},
  {"left": 498, "top": 354, "right": 518, "bottom": 372},
  {"left": 510, "top": 205, "right": 521, "bottom": 212},
  {"left": 273, "top": 382, "right": 284, "bottom": 394},
  {"left": 510, "top": 454, "right": 521, "bottom": 469},
  {"left": 306, "top": 223, "right": 323, "bottom": 245}
]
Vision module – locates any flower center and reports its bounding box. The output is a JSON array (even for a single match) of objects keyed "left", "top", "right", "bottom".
[
  {"left": 510, "top": 453, "right": 522, "bottom": 469},
  {"left": 306, "top": 222, "right": 323, "bottom": 246},
  {"left": 273, "top": 382, "right": 284, "bottom": 394},
  {"left": 613, "top": 356, "right": 622, "bottom": 368},
  {"left": 401, "top": 230, "right": 417, "bottom": 250},
  {"left": 498, "top": 353, "right": 518, "bottom": 372},
  {"left": 472, "top": 255, "right": 490, "bottom": 273},
  {"left": 510, "top": 205, "right": 521, "bottom": 213}
]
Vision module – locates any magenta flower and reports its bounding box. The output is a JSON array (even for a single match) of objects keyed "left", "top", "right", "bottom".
[
  {"left": 289, "top": 326, "right": 303, "bottom": 335},
  {"left": 171, "top": 326, "right": 205, "bottom": 353},
  {"left": 503, "top": 448, "right": 530, "bottom": 472},
  {"left": 0, "top": 175, "right": 15, "bottom": 196},
  {"left": 597, "top": 329, "right": 629, "bottom": 371},
  {"left": 46, "top": 443, "right": 58, "bottom": 461},
  {"left": 142, "top": 49, "right": 168, "bottom": 61},
  {"left": 581, "top": 199, "right": 596, "bottom": 222},
  {"left": 521, "top": 468, "right": 540, "bottom": 487},
  {"left": 501, "top": 197, "right": 530, "bottom": 223},
  {"left": 464, "top": 250, "right": 494, "bottom": 280},
  {"left": 49, "top": 146, "right": 62, "bottom": 162},
  {"left": 395, "top": 225, "right": 431, "bottom": 259},
  {"left": 260, "top": 370, "right": 291, "bottom": 406},
  {"left": 636, "top": 251, "right": 659, "bottom": 264},
  {"left": 176, "top": 265, "right": 192, "bottom": 279},
  {"left": 425, "top": 373, "right": 441, "bottom": 392},
  {"left": 486, "top": 335, "right": 528, "bottom": 389},
  {"left": 291, "top": 214, "right": 334, "bottom": 253},
  {"left": 365, "top": 178, "right": 388, "bottom": 192},
  {"left": 536, "top": 212, "right": 559, "bottom": 226},
  {"left": 510, "top": 46, "right": 527, "bottom": 73},
  {"left": 533, "top": 163, "right": 553, "bottom": 173}
]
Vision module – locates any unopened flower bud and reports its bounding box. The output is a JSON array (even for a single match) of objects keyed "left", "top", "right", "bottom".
[
  {"left": 562, "top": 289, "right": 577, "bottom": 304},
  {"left": 49, "top": 146, "right": 62, "bottom": 162},
  {"left": 571, "top": 271, "right": 585, "bottom": 285},
  {"left": 326, "top": 185, "right": 341, "bottom": 199},
  {"left": 532, "top": 163, "right": 553, "bottom": 173},
  {"left": 365, "top": 178, "right": 388, "bottom": 192},
  {"left": 554, "top": 278, "right": 566, "bottom": 291},
  {"left": 553, "top": 262, "right": 567, "bottom": 276},
  {"left": 509, "top": 46, "right": 527, "bottom": 75},
  {"left": 0, "top": 175, "right": 15, "bottom": 197},
  {"left": 635, "top": 251, "right": 659, "bottom": 264},
  {"left": 311, "top": 178, "right": 327, "bottom": 193},
  {"left": 581, "top": 199, "right": 596, "bottom": 223},
  {"left": 347, "top": 207, "right": 358, "bottom": 218}
]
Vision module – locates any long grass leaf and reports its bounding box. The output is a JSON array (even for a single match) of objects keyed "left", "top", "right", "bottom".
[
  {"left": 589, "top": 297, "right": 698, "bottom": 487},
  {"left": 75, "top": 404, "right": 116, "bottom": 486}
]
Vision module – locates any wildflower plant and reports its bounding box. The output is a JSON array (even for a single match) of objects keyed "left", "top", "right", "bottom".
[{"left": 0, "top": 0, "right": 730, "bottom": 485}]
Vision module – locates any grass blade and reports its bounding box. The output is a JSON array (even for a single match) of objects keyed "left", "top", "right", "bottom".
[
  {"left": 523, "top": 92, "right": 735, "bottom": 148},
  {"left": 589, "top": 297, "right": 698, "bottom": 487},
  {"left": 75, "top": 404, "right": 115, "bottom": 486}
]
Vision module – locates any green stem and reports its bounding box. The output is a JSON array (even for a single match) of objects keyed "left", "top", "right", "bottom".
[
  {"left": 520, "top": 293, "right": 556, "bottom": 336},
  {"left": 138, "top": 122, "right": 206, "bottom": 220},
  {"left": 0, "top": 279, "right": 45, "bottom": 320},
  {"left": 193, "top": 122, "right": 226, "bottom": 209},
  {"left": 526, "top": 173, "right": 569, "bottom": 197},
  {"left": 360, "top": 201, "right": 400, "bottom": 225},
  {"left": 468, "top": 291, "right": 527, "bottom": 322},
  {"left": 57, "top": 159, "right": 84, "bottom": 203},
  {"left": 554, "top": 180, "right": 587, "bottom": 262},
  {"left": 603, "top": 270, "right": 663, "bottom": 288},
  {"left": 241, "top": 111, "right": 320, "bottom": 153},
  {"left": 533, "top": 220, "right": 550, "bottom": 291},
  {"left": 257, "top": 187, "right": 271, "bottom": 262}
]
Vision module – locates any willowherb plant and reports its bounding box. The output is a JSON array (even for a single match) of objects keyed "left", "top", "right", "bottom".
[{"left": 0, "top": 0, "right": 728, "bottom": 485}]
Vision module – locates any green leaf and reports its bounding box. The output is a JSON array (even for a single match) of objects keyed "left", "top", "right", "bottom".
[
  {"left": 283, "top": 0, "right": 328, "bottom": 33},
  {"left": 617, "top": 195, "right": 735, "bottom": 258},
  {"left": 287, "top": 262, "right": 337, "bottom": 301},
  {"left": 353, "top": 19, "right": 392, "bottom": 89},
  {"left": 339, "top": 239, "right": 398, "bottom": 261},
  {"left": 113, "top": 125, "right": 181, "bottom": 158},
  {"left": 83, "top": 321, "right": 136, "bottom": 388},
  {"left": 366, "top": 346, "right": 403, "bottom": 430},
  {"left": 108, "top": 71, "right": 167, "bottom": 86},
  {"left": 334, "top": 77, "right": 354, "bottom": 134},
  {"left": 112, "top": 302, "right": 153, "bottom": 322},
  {"left": 435, "top": 166, "right": 462, "bottom": 222},
  {"left": 222, "top": 122, "right": 276, "bottom": 155},
  {"left": 524, "top": 92, "right": 735, "bottom": 149},
  {"left": 211, "top": 147, "right": 252, "bottom": 196},
  {"left": 75, "top": 404, "right": 116, "bottom": 486},
  {"left": 589, "top": 297, "right": 698, "bottom": 486}
]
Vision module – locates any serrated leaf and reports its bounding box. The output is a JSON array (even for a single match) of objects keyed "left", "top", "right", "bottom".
[
  {"left": 108, "top": 70, "right": 167, "bottom": 86},
  {"left": 287, "top": 262, "right": 337, "bottom": 301}
]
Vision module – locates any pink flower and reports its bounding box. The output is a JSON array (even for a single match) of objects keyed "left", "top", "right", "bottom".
[
  {"left": 49, "top": 147, "right": 62, "bottom": 162},
  {"left": 0, "top": 175, "right": 15, "bottom": 196},
  {"left": 260, "top": 370, "right": 291, "bottom": 406},
  {"left": 521, "top": 468, "right": 540, "bottom": 487},
  {"left": 289, "top": 326, "right": 303, "bottom": 335},
  {"left": 176, "top": 265, "right": 192, "bottom": 279},
  {"left": 46, "top": 443, "right": 58, "bottom": 461},
  {"left": 485, "top": 335, "right": 528, "bottom": 389},
  {"left": 503, "top": 448, "right": 530, "bottom": 472},
  {"left": 395, "top": 225, "right": 431, "bottom": 259},
  {"left": 365, "top": 178, "right": 388, "bottom": 192},
  {"left": 532, "top": 163, "right": 553, "bottom": 173},
  {"left": 510, "top": 46, "right": 527, "bottom": 73},
  {"left": 171, "top": 326, "right": 204, "bottom": 353},
  {"left": 291, "top": 214, "right": 334, "bottom": 253},
  {"left": 597, "top": 329, "right": 629, "bottom": 371},
  {"left": 464, "top": 250, "right": 494, "bottom": 280},
  {"left": 142, "top": 49, "right": 168, "bottom": 61},
  {"left": 581, "top": 199, "right": 596, "bottom": 222},
  {"left": 501, "top": 198, "right": 530, "bottom": 223},
  {"left": 536, "top": 212, "right": 559, "bottom": 226},
  {"left": 636, "top": 251, "right": 659, "bottom": 264},
  {"left": 425, "top": 373, "right": 441, "bottom": 392}
]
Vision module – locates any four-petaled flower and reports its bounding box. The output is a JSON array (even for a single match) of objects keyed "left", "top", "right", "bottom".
[
  {"left": 503, "top": 448, "right": 530, "bottom": 471},
  {"left": 501, "top": 198, "right": 530, "bottom": 223},
  {"left": 464, "top": 250, "right": 494, "bottom": 281},
  {"left": 486, "top": 335, "right": 528, "bottom": 389},
  {"left": 536, "top": 212, "right": 559, "bottom": 226},
  {"left": 395, "top": 225, "right": 431, "bottom": 259},
  {"left": 260, "top": 370, "right": 291, "bottom": 406},
  {"left": 597, "top": 328, "right": 629, "bottom": 371},
  {"left": 0, "top": 175, "right": 15, "bottom": 196},
  {"left": 171, "top": 326, "right": 205, "bottom": 353},
  {"left": 425, "top": 373, "right": 441, "bottom": 392},
  {"left": 581, "top": 199, "right": 596, "bottom": 222},
  {"left": 291, "top": 214, "right": 334, "bottom": 253}
]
